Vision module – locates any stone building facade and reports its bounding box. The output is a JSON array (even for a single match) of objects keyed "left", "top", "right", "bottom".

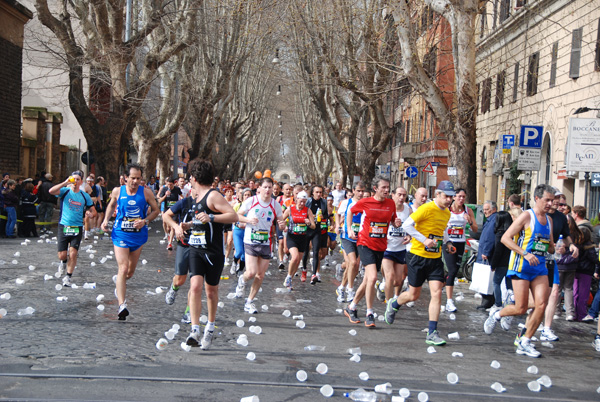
[{"left": 476, "top": 0, "right": 600, "bottom": 213}]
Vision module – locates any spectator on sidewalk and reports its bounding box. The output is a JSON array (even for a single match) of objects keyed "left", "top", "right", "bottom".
[{"left": 37, "top": 173, "right": 56, "bottom": 233}]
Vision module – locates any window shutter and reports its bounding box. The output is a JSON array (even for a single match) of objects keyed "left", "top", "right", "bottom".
[
  {"left": 550, "top": 42, "right": 558, "bottom": 88},
  {"left": 512, "top": 62, "right": 519, "bottom": 102},
  {"left": 569, "top": 28, "right": 583, "bottom": 79}
]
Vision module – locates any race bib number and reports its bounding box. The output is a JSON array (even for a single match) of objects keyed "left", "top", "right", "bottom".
[
  {"left": 290, "top": 223, "right": 307, "bottom": 235},
  {"left": 369, "top": 222, "right": 388, "bottom": 238},
  {"left": 321, "top": 222, "right": 328, "bottom": 234},
  {"left": 531, "top": 236, "right": 550, "bottom": 256},
  {"left": 167, "top": 201, "right": 176, "bottom": 208},
  {"left": 447, "top": 225, "right": 464, "bottom": 239},
  {"left": 351, "top": 222, "right": 360, "bottom": 235},
  {"left": 63, "top": 226, "right": 79, "bottom": 236},
  {"left": 251, "top": 229, "right": 269, "bottom": 243},
  {"left": 389, "top": 225, "right": 405, "bottom": 238},
  {"left": 189, "top": 231, "right": 207, "bottom": 246},
  {"left": 121, "top": 217, "right": 141, "bottom": 232},
  {"left": 425, "top": 234, "right": 443, "bottom": 253}
]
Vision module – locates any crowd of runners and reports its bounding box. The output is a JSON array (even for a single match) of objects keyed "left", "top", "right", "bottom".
[{"left": 20, "top": 159, "right": 600, "bottom": 356}]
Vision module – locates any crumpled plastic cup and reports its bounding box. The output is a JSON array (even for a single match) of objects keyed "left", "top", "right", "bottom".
[
  {"left": 156, "top": 338, "right": 168, "bottom": 350},
  {"left": 375, "top": 382, "right": 392, "bottom": 394},
  {"left": 527, "top": 365, "right": 538, "bottom": 374},
  {"left": 236, "top": 319, "right": 245, "bottom": 327},
  {"left": 399, "top": 388, "right": 410, "bottom": 398},
  {"left": 349, "top": 354, "right": 361, "bottom": 362},
  {"left": 490, "top": 360, "right": 501, "bottom": 369},
  {"left": 446, "top": 373, "right": 459, "bottom": 384},
  {"left": 359, "top": 372, "right": 369, "bottom": 381},
  {"left": 537, "top": 375, "right": 552, "bottom": 388},
  {"left": 527, "top": 380, "right": 541, "bottom": 392},
  {"left": 282, "top": 309, "right": 291, "bottom": 317},
  {"left": 296, "top": 370, "right": 307, "bottom": 382},
  {"left": 491, "top": 382, "right": 506, "bottom": 393},
  {"left": 320, "top": 384, "right": 334, "bottom": 398},
  {"left": 240, "top": 396, "right": 259, "bottom": 402},
  {"left": 246, "top": 352, "right": 256, "bottom": 361},
  {"left": 296, "top": 320, "right": 305, "bottom": 329},
  {"left": 427, "top": 346, "right": 436, "bottom": 354},
  {"left": 316, "top": 363, "right": 328, "bottom": 375}
]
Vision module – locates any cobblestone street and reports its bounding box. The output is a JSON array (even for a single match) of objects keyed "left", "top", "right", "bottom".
[{"left": 0, "top": 226, "right": 599, "bottom": 401}]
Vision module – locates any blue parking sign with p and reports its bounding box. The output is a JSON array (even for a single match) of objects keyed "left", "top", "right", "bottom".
[{"left": 519, "top": 125, "right": 543, "bottom": 149}]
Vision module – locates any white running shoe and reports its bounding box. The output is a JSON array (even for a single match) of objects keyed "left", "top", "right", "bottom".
[
  {"left": 200, "top": 330, "right": 214, "bottom": 350},
  {"left": 235, "top": 276, "right": 246, "bottom": 298},
  {"left": 224, "top": 258, "right": 230, "bottom": 267},
  {"left": 540, "top": 328, "right": 559, "bottom": 341},
  {"left": 244, "top": 302, "right": 258, "bottom": 314},
  {"left": 346, "top": 288, "right": 355, "bottom": 303},
  {"left": 62, "top": 275, "right": 72, "bottom": 287},
  {"left": 484, "top": 314, "right": 498, "bottom": 334},
  {"left": 58, "top": 262, "right": 66, "bottom": 276},
  {"left": 446, "top": 299, "right": 457, "bottom": 313},
  {"left": 516, "top": 340, "right": 541, "bottom": 358}
]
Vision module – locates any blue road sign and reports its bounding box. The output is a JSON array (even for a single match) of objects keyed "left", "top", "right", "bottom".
[
  {"left": 406, "top": 166, "right": 418, "bottom": 178},
  {"left": 502, "top": 134, "right": 515, "bottom": 149},
  {"left": 519, "top": 125, "right": 543, "bottom": 148}
]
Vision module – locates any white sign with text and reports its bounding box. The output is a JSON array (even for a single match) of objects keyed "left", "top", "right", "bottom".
[{"left": 566, "top": 118, "right": 600, "bottom": 172}]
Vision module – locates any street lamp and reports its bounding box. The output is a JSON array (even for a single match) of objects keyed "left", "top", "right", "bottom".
[
  {"left": 276, "top": 85, "right": 281, "bottom": 96},
  {"left": 574, "top": 107, "right": 600, "bottom": 115},
  {"left": 278, "top": 111, "right": 282, "bottom": 119},
  {"left": 272, "top": 49, "right": 280, "bottom": 64}
]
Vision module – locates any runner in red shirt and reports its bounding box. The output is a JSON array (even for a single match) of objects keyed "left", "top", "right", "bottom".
[{"left": 344, "top": 176, "right": 401, "bottom": 327}]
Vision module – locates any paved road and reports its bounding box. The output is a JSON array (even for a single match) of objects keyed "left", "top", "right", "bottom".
[{"left": 0, "top": 225, "right": 599, "bottom": 401}]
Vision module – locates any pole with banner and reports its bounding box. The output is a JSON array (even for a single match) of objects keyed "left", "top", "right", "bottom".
[{"left": 517, "top": 125, "right": 543, "bottom": 208}]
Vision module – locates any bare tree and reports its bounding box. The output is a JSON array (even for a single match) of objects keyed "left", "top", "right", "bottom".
[
  {"left": 391, "top": 0, "right": 483, "bottom": 199},
  {"left": 35, "top": 0, "right": 195, "bottom": 184}
]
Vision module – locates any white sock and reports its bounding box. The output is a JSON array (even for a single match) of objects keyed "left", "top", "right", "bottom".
[
  {"left": 349, "top": 302, "right": 357, "bottom": 310},
  {"left": 366, "top": 308, "right": 374, "bottom": 316},
  {"left": 206, "top": 322, "right": 215, "bottom": 332},
  {"left": 246, "top": 298, "right": 253, "bottom": 305},
  {"left": 493, "top": 311, "right": 501, "bottom": 321},
  {"left": 192, "top": 325, "right": 200, "bottom": 333}
]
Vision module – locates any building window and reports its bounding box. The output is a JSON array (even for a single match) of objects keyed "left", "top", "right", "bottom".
[
  {"left": 492, "top": 0, "right": 498, "bottom": 29},
  {"left": 550, "top": 42, "right": 558, "bottom": 88},
  {"left": 499, "top": 0, "right": 510, "bottom": 23},
  {"left": 594, "top": 20, "right": 600, "bottom": 71},
  {"left": 516, "top": 0, "right": 527, "bottom": 7},
  {"left": 405, "top": 119, "right": 411, "bottom": 143},
  {"left": 495, "top": 70, "right": 505, "bottom": 109},
  {"left": 526, "top": 52, "right": 539, "bottom": 96},
  {"left": 481, "top": 78, "right": 492, "bottom": 114},
  {"left": 480, "top": 6, "right": 487, "bottom": 38},
  {"left": 570, "top": 28, "right": 583, "bottom": 79}
]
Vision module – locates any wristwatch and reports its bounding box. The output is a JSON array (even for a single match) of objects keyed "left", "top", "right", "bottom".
[
  {"left": 145, "top": 219, "right": 149, "bottom": 226},
  {"left": 522, "top": 250, "right": 529, "bottom": 257},
  {"left": 209, "top": 214, "right": 215, "bottom": 223}
]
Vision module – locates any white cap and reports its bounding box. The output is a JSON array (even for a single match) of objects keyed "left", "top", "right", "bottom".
[{"left": 297, "top": 191, "right": 308, "bottom": 200}]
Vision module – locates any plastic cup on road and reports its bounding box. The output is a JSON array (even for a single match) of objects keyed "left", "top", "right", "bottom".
[
  {"left": 172, "top": 324, "right": 180, "bottom": 331},
  {"left": 359, "top": 372, "right": 369, "bottom": 381},
  {"left": 316, "top": 363, "right": 328, "bottom": 375},
  {"left": 399, "top": 388, "right": 410, "bottom": 398},
  {"left": 96, "top": 294, "right": 105, "bottom": 302},
  {"left": 236, "top": 319, "right": 245, "bottom": 327},
  {"left": 165, "top": 330, "right": 176, "bottom": 340},
  {"left": 180, "top": 342, "right": 191, "bottom": 352},
  {"left": 97, "top": 305, "right": 105, "bottom": 311},
  {"left": 253, "top": 326, "right": 262, "bottom": 334},
  {"left": 0, "top": 308, "right": 7, "bottom": 317},
  {"left": 55, "top": 284, "right": 62, "bottom": 291},
  {"left": 261, "top": 304, "right": 268, "bottom": 311},
  {"left": 446, "top": 373, "right": 459, "bottom": 384},
  {"left": 449, "top": 313, "right": 456, "bottom": 320},
  {"left": 0, "top": 293, "right": 11, "bottom": 300},
  {"left": 246, "top": 352, "right": 256, "bottom": 361},
  {"left": 28, "top": 265, "right": 35, "bottom": 271},
  {"left": 239, "top": 396, "right": 259, "bottom": 402},
  {"left": 296, "top": 320, "right": 305, "bottom": 329},
  {"left": 417, "top": 391, "right": 429, "bottom": 402},
  {"left": 451, "top": 352, "right": 463, "bottom": 357},
  {"left": 156, "top": 338, "right": 168, "bottom": 350},
  {"left": 237, "top": 337, "right": 248, "bottom": 347},
  {"left": 448, "top": 332, "right": 460, "bottom": 340},
  {"left": 292, "top": 314, "right": 304, "bottom": 320},
  {"left": 155, "top": 287, "right": 163, "bottom": 294},
  {"left": 320, "top": 385, "right": 334, "bottom": 398},
  {"left": 217, "top": 301, "right": 224, "bottom": 308},
  {"left": 142, "top": 259, "right": 148, "bottom": 265},
  {"left": 527, "top": 380, "right": 541, "bottom": 392},
  {"left": 14, "top": 252, "right": 20, "bottom": 257},
  {"left": 427, "top": 346, "right": 436, "bottom": 354},
  {"left": 537, "top": 375, "right": 552, "bottom": 388},
  {"left": 12, "top": 260, "right": 18, "bottom": 264},
  {"left": 349, "top": 354, "right": 361, "bottom": 362},
  {"left": 391, "top": 397, "right": 405, "bottom": 402},
  {"left": 375, "top": 382, "right": 392, "bottom": 394},
  {"left": 347, "top": 347, "right": 361, "bottom": 355},
  {"left": 296, "top": 370, "right": 308, "bottom": 382},
  {"left": 490, "top": 360, "right": 501, "bottom": 369},
  {"left": 527, "top": 365, "right": 538, "bottom": 374},
  {"left": 491, "top": 382, "right": 505, "bottom": 393},
  {"left": 200, "top": 315, "right": 208, "bottom": 324},
  {"left": 15, "top": 278, "right": 24, "bottom": 285},
  {"left": 349, "top": 329, "right": 357, "bottom": 336},
  {"left": 248, "top": 317, "right": 256, "bottom": 322},
  {"left": 282, "top": 309, "right": 291, "bottom": 317}
]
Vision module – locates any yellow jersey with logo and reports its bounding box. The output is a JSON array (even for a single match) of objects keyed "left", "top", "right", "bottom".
[{"left": 408, "top": 201, "right": 451, "bottom": 259}]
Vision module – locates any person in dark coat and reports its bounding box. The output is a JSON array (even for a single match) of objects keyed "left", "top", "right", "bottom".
[
  {"left": 489, "top": 211, "right": 515, "bottom": 313},
  {"left": 476, "top": 200, "right": 497, "bottom": 309},
  {"left": 20, "top": 182, "right": 38, "bottom": 237}
]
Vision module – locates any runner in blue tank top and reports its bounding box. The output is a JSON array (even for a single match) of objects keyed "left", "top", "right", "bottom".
[
  {"left": 484, "top": 184, "right": 556, "bottom": 359},
  {"left": 102, "top": 163, "right": 160, "bottom": 320}
]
